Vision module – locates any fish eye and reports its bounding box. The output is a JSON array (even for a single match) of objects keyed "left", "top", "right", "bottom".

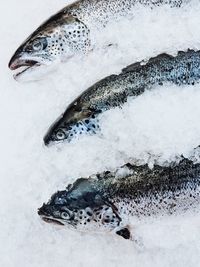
[
  {"left": 32, "top": 38, "right": 47, "bottom": 51},
  {"left": 61, "top": 211, "right": 71, "bottom": 220},
  {"left": 55, "top": 129, "right": 66, "bottom": 140}
]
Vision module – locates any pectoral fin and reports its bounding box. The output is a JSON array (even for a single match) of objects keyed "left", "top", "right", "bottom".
[{"left": 116, "top": 227, "right": 131, "bottom": 240}]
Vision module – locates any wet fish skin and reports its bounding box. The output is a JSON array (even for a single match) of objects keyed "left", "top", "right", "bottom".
[
  {"left": 38, "top": 158, "right": 200, "bottom": 239},
  {"left": 9, "top": 0, "right": 185, "bottom": 79},
  {"left": 44, "top": 49, "right": 200, "bottom": 145}
]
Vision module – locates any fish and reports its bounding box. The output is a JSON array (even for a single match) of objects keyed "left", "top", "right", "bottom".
[
  {"left": 44, "top": 49, "right": 200, "bottom": 145},
  {"left": 8, "top": 0, "right": 186, "bottom": 79},
  {"left": 38, "top": 158, "right": 200, "bottom": 240}
]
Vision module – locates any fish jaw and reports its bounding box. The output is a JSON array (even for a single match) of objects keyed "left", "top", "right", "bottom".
[
  {"left": 8, "top": 48, "right": 54, "bottom": 80},
  {"left": 8, "top": 54, "right": 38, "bottom": 70},
  {"left": 38, "top": 202, "right": 74, "bottom": 227},
  {"left": 41, "top": 216, "right": 65, "bottom": 226}
]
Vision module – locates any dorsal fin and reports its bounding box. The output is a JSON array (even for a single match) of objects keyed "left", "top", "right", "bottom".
[{"left": 122, "top": 53, "right": 174, "bottom": 74}]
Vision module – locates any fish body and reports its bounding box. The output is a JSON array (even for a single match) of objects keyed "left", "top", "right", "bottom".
[
  {"left": 38, "top": 159, "right": 200, "bottom": 239},
  {"left": 44, "top": 49, "right": 200, "bottom": 145},
  {"left": 9, "top": 0, "right": 186, "bottom": 79}
]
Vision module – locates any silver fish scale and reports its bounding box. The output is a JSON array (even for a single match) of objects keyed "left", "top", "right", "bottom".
[
  {"left": 91, "top": 159, "right": 200, "bottom": 219},
  {"left": 43, "top": 50, "right": 200, "bottom": 145},
  {"left": 9, "top": 0, "right": 190, "bottom": 80},
  {"left": 39, "top": 159, "right": 200, "bottom": 237},
  {"left": 82, "top": 50, "right": 200, "bottom": 111},
  {"left": 65, "top": 0, "right": 186, "bottom": 27},
  {"left": 117, "top": 185, "right": 200, "bottom": 220}
]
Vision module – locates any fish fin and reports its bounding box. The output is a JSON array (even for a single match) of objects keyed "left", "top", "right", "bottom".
[
  {"left": 122, "top": 53, "right": 174, "bottom": 74},
  {"left": 122, "top": 61, "right": 141, "bottom": 73},
  {"left": 115, "top": 226, "right": 145, "bottom": 248},
  {"left": 116, "top": 227, "right": 131, "bottom": 240}
]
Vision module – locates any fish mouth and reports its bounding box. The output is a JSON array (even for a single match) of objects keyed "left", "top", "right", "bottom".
[
  {"left": 43, "top": 134, "right": 65, "bottom": 146},
  {"left": 38, "top": 205, "right": 65, "bottom": 226},
  {"left": 41, "top": 216, "right": 65, "bottom": 226},
  {"left": 9, "top": 58, "right": 39, "bottom": 70},
  {"left": 9, "top": 58, "right": 41, "bottom": 79}
]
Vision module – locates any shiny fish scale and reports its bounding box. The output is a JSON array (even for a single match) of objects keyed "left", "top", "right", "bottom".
[
  {"left": 96, "top": 160, "right": 200, "bottom": 220},
  {"left": 65, "top": 0, "right": 186, "bottom": 27},
  {"left": 44, "top": 50, "right": 200, "bottom": 145},
  {"left": 9, "top": 0, "right": 188, "bottom": 79},
  {"left": 39, "top": 159, "right": 200, "bottom": 239}
]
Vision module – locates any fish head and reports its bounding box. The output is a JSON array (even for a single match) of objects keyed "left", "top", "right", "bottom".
[
  {"left": 38, "top": 178, "right": 121, "bottom": 233},
  {"left": 44, "top": 100, "right": 101, "bottom": 145},
  {"left": 9, "top": 14, "right": 90, "bottom": 80}
]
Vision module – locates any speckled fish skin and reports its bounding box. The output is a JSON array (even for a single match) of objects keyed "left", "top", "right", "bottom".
[
  {"left": 38, "top": 158, "right": 200, "bottom": 239},
  {"left": 8, "top": 0, "right": 186, "bottom": 79},
  {"left": 44, "top": 49, "right": 200, "bottom": 145}
]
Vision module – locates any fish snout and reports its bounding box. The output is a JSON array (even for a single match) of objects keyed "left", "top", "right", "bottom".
[
  {"left": 9, "top": 47, "right": 24, "bottom": 70},
  {"left": 8, "top": 45, "right": 40, "bottom": 74},
  {"left": 38, "top": 204, "right": 65, "bottom": 226},
  {"left": 43, "top": 133, "right": 51, "bottom": 146},
  {"left": 9, "top": 54, "right": 20, "bottom": 70},
  {"left": 38, "top": 201, "right": 63, "bottom": 217},
  {"left": 38, "top": 203, "right": 51, "bottom": 217},
  {"left": 9, "top": 54, "right": 39, "bottom": 70}
]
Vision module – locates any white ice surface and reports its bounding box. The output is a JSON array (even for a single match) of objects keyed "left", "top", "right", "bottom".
[{"left": 2, "top": 0, "right": 200, "bottom": 266}]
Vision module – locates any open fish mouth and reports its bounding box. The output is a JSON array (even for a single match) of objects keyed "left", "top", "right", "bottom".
[{"left": 9, "top": 59, "right": 41, "bottom": 79}]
